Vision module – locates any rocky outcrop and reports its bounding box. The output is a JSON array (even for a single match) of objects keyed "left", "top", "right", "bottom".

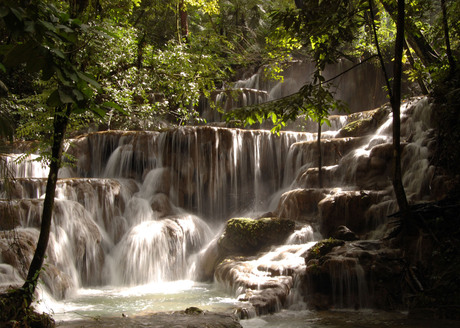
[
  {"left": 336, "top": 105, "right": 390, "bottom": 138},
  {"left": 0, "top": 229, "right": 74, "bottom": 299},
  {"left": 198, "top": 217, "right": 302, "bottom": 316},
  {"left": 317, "top": 189, "right": 390, "bottom": 238},
  {"left": 274, "top": 188, "right": 326, "bottom": 223},
  {"left": 303, "top": 239, "right": 405, "bottom": 310}
]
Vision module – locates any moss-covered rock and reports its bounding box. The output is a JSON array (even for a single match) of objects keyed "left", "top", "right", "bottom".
[
  {"left": 336, "top": 105, "right": 390, "bottom": 138},
  {"left": 305, "top": 238, "right": 345, "bottom": 263},
  {"left": 218, "top": 217, "right": 295, "bottom": 256}
]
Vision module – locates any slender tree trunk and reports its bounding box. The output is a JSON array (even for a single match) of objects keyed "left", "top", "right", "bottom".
[
  {"left": 317, "top": 121, "right": 323, "bottom": 188},
  {"left": 441, "top": 0, "right": 456, "bottom": 76},
  {"left": 21, "top": 104, "right": 71, "bottom": 304},
  {"left": 179, "top": 0, "right": 189, "bottom": 41},
  {"left": 391, "top": 0, "right": 409, "bottom": 212}
]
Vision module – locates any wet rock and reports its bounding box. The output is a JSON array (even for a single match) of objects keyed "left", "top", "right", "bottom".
[
  {"left": 332, "top": 225, "right": 359, "bottom": 241},
  {"left": 336, "top": 105, "right": 390, "bottom": 138},
  {"left": 289, "top": 137, "right": 367, "bottom": 168},
  {"left": 274, "top": 188, "right": 327, "bottom": 222},
  {"left": 0, "top": 229, "right": 75, "bottom": 299},
  {"left": 303, "top": 240, "right": 405, "bottom": 310},
  {"left": 218, "top": 217, "right": 295, "bottom": 256},
  {"left": 215, "top": 257, "right": 294, "bottom": 316},
  {"left": 318, "top": 189, "right": 387, "bottom": 237}
]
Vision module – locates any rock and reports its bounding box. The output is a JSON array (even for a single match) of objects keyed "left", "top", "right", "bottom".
[
  {"left": 215, "top": 257, "right": 294, "bottom": 316},
  {"left": 302, "top": 240, "right": 405, "bottom": 310},
  {"left": 336, "top": 105, "right": 390, "bottom": 138},
  {"left": 218, "top": 217, "right": 295, "bottom": 256},
  {"left": 305, "top": 238, "right": 345, "bottom": 263},
  {"left": 0, "top": 229, "right": 75, "bottom": 299},
  {"left": 274, "top": 189, "right": 327, "bottom": 222},
  {"left": 332, "top": 225, "right": 359, "bottom": 241},
  {"left": 317, "top": 189, "right": 387, "bottom": 237},
  {"left": 288, "top": 137, "right": 368, "bottom": 168}
]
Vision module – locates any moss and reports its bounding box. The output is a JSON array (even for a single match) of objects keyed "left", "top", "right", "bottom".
[
  {"left": 337, "top": 105, "right": 389, "bottom": 138},
  {"left": 218, "top": 217, "right": 295, "bottom": 256},
  {"left": 184, "top": 307, "right": 204, "bottom": 315},
  {"left": 0, "top": 290, "right": 55, "bottom": 328},
  {"left": 306, "top": 238, "right": 344, "bottom": 262}
]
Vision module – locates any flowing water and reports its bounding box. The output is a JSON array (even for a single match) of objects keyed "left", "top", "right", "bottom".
[{"left": 0, "top": 72, "right": 440, "bottom": 327}]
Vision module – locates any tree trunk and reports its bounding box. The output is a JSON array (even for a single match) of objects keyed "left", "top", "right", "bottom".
[
  {"left": 179, "top": 0, "right": 189, "bottom": 41},
  {"left": 441, "top": 0, "right": 456, "bottom": 76},
  {"left": 21, "top": 104, "right": 71, "bottom": 305},
  {"left": 391, "top": 0, "right": 409, "bottom": 212}
]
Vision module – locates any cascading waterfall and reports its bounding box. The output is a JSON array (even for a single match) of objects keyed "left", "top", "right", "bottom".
[{"left": 0, "top": 92, "right": 441, "bottom": 321}]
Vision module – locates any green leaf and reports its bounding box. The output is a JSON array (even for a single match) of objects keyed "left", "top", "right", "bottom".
[
  {"left": 0, "top": 6, "right": 10, "bottom": 18},
  {"left": 58, "top": 89, "right": 74, "bottom": 104},
  {"left": 47, "top": 90, "right": 61, "bottom": 107},
  {"left": 51, "top": 48, "right": 65, "bottom": 59},
  {"left": 90, "top": 105, "right": 106, "bottom": 118},
  {"left": 102, "top": 101, "right": 127, "bottom": 115},
  {"left": 77, "top": 72, "right": 101, "bottom": 90},
  {"left": 4, "top": 41, "right": 39, "bottom": 67}
]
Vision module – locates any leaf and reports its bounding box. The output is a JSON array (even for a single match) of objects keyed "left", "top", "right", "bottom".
[
  {"left": 77, "top": 72, "right": 101, "bottom": 90},
  {"left": 102, "top": 101, "right": 127, "bottom": 115},
  {"left": 90, "top": 105, "right": 106, "bottom": 118},
  {"left": 4, "top": 41, "right": 39, "bottom": 68},
  {"left": 72, "top": 89, "right": 84, "bottom": 101},
  {"left": 0, "top": 6, "right": 9, "bottom": 18},
  {"left": 58, "top": 89, "right": 74, "bottom": 104},
  {"left": 47, "top": 90, "right": 61, "bottom": 107}
]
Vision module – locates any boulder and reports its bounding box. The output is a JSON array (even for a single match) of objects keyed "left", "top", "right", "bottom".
[
  {"left": 332, "top": 225, "right": 359, "bottom": 241},
  {"left": 274, "top": 188, "right": 327, "bottom": 222},
  {"left": 218, "top": 217, "right": 295, "bottom": 256},
  {"left": 336, "top": 105, "right": 390, "bottom": 138}
]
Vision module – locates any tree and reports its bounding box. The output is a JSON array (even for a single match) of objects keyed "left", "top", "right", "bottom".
[
  {"left": 0, "top": 1, "right": 123, "bottom": 323},
  {"left": 389, "top": 0, "right": 409, "bottom": 211}
]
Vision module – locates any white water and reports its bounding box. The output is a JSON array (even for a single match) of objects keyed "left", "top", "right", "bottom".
[{"left": 0, "top": 97, "right": 439, "bottom": 325}]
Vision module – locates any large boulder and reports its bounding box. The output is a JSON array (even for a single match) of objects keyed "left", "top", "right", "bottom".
[
  {"left": 196, "top": 217, "right": 296, "bottom": 283},
  {"left": 217, "top": 217, "right": 296, "bottom": 256},
  {"left": 336, "top": 105, "right": 390, "bottom": 138}
]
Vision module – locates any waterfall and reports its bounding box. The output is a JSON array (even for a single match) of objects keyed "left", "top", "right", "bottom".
[{"left": 0, "top": 96, "right": 442, "bottom": 317}]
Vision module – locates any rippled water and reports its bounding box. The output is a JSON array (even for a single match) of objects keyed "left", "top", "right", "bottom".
[{"left": 38, "top": 281, "right": 237, "bottom": 323}]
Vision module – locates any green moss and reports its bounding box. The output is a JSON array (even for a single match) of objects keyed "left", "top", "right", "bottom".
[
  {"left": 306, "top": 238, "right": 344, "bottom": 262},
  {"left": 218, "top": 217, "right": 295, "bottom": 256}
]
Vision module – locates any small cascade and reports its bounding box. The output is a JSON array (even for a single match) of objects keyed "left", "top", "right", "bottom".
[{"left": 200, "top": 59, "right": 389, "bottom": 124}]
